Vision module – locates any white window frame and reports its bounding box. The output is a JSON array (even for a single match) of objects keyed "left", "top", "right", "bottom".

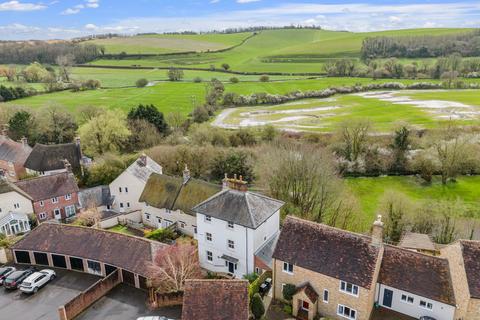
[
  {"left": 206, "top": 232, "right": 212, "bottom": 242},
  {"left": 13, "top": 203, "right": 20, "bottom": 209},
  {"left": 39, "top": 200, "right": 44, "bottom": 207},
  {"left": 337, "top": 304, "right": 357, "bottom": 320},
  {"left": 323, "top": 289, "right": 329, "bottom": 303},
  {"left": 419, "top": 300, "right": 433, "bottom": 310},
  {"left": 227, "top": 221, "right": 234, "bottom": 229},
  {"left": 206, "top": 251, "right": 213, "bottom": 262},
  {"left": 126, "top": 202, "right": 130, "bottom": 208},
  {"left": 401, "top": 294, "right": 414, "bottom": 304},
  {"left": 179, "top": 221, "right": 186, "bottom": 229},
  {"left": 65, "top": 205, "right": 76, "bottom": 217},
  {"left": 39, "top": 212, "right": 47, "bottom": 220},
  {"left": 283, "top": 262, "right": 293, "bottom": 274},
  {"left": 65, "top": 193, "right": 72, "bottom": 201},
  {"left": 52, "top": 197, "right": 58, "bottom": 204},
  {"left": 227, "top": 239, "right": 235, "bottom": 249},
  {"left": 205, "top": 215, "right": 212, "bottom": 222},
  {"left": 340, "top": 281, "right": 359, "bottom": 297},
  {"left": 119, "top": 187, "right": 122, "bottom": 193},
  {"left": 125, "top": 187, "right": 128, "bottom": 193},
  {"left": 145, "top": 213, "right": 151, "bottom": 221}
]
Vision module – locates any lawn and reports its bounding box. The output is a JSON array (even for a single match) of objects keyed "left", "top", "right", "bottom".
[
  {"left": 346, "top": 175, "right": 480, "bottom": 229},
  {"left": 88, "top": 28, "right": 474, "bottom": 73},
  {"left": 107, "top": 225, "right": 137, "bottom": 236}
]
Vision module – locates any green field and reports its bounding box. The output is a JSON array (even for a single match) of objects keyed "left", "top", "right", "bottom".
[
  {"left": 88, "top": 28, "right": 474, "bottom": 73},
  {"left": 86, "top": 32, "right": 253, "bottom": 54},
  {"left": 347, "top": 176, "right": 480, "bottom": 228}
]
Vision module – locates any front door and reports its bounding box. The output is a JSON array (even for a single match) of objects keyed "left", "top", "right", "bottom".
[
  {"left": 383, "top": 289, "right": 393, "bottom": 308},
  {"left": 228, "top": 262, "right": 235, "bottom": 273},
  {"left": 54, "top": 209, "right": 62, "bottom": 220},
  {"left": 301, "top": 300, "right": 309, "bottom": 311}
]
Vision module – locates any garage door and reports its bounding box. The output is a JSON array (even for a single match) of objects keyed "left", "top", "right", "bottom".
[
  {"left": 122, "top": 269, "right": 135, "bottom": 286},
  {"left": 15, "top": 250, "right": 31, "bottom": 264},
  {"left": 70, "top": 257, "right": 84, "bottom": 271},
  {"left": 138, "top": 275, "right": 148, "bottom": 290},
  {"left": 105, "top": 264, "right": 117, "bottom": 275},
  {"left": 52, "top": 254, "right": 67, "bottom": 268},
  {"left": 33, "top": 252, "right": 49, "bottom": 266}
]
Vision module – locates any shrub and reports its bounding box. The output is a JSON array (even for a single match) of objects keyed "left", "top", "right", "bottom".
[
  {"left": 251, "top": 293, "right": 265, "bottom": 320},
  {"left": 136, "top": 78, "right": 148, "bottom": 87},
  {"left": 145, "top": 228, "right": 176, "bottom": 242},
  {"left": 167, "top": 68, "right": 184, "bottom": 81},
  {"left": 259, "top": 75, "right": 270, "bottom": 82},
  {"left": 229, "top": 77, "right": 239, "bottom": 83},
  {"left": 243, "top": 272, "right": 259, "bottom": 284},
  {"left": 282, "top": 283, "right": 296, "bottom": 301},
  {"left": 222, "top": 63, "right": 230, "bottom": 71},
  {"left": 283, "top": 304, "right": 292, "bottom": 315},
  {"left": 193, "top": 77, "right": 202, "bottom": 83},
  {"left": 248, "top": 271, "right": 271, "bottom": 299}
]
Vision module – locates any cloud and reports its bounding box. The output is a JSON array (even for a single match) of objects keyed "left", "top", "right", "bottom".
[
  {"left": 86, "top": 0, "right": 98, "bottom": 8},
  {"left": 210, "top": 0, "right": 220, "bottom": 3},
  {"left": 237, "top": 0, "right": 261, "bottom": 3},
  {"left": 0, "top": 1, "right": 46, "bottom": 11},
  {"left": 84, "top": 23, "right": 98, "bottom": 30},
  {"left": 61, "top": 0, "right": 99, "bottom": 15}
]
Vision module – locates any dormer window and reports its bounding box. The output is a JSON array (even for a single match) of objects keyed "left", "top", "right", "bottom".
[{"left": 205, "top": 215, "right": 212, "bottom": 222}]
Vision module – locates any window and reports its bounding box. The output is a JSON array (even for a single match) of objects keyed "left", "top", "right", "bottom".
[
  {"left": 52, "top": 197, "right": 58, "bottom": 204},
  {"left": 13, "top": 203, "right": 20, "bottom": 209},
  {"left": 420, "top": 300, "right": 433, "bottom": 310},
  {"left": 323, "top": 290, "right": 329, "bottom": 303},
  {"left": 228, "top": 240, "right": 235, "bottom": 249},
  {"left": 165, "top": 208, "right": 171, "bottom": 214},
  {"left": 157, "top": 217, "right": 162, "bottom": 224},
  {"left": 65, "top": 205, "right": 76, "bottom": 217},
  {"left": 39, "top": 212, "right": 47, "bottom": 220},
  {"left": 65, "top": 193, "right": 71, "bottom": 200},
  {"left": 401, "top": 294, "right": 414, "bottom": 304},
  {"left": 338, "top": 304, "right": 356, "bottom": 320},
  {"left": 120, "top": 203, "right": 124, "bottom": 208},
  {"left": 193, "top": 225, "right": 197, "bottom": 234},
  {"left": 125, "top": 187, "right": 128, "bottom": 193},
  {"left": 119, "top": 187, "right": 122, "bottom": 193},
  {"left": 205, "top": 215, "right": 212, "bottom": 222},
  {"left": 39, "top": 201, "right": 44, "bottom": 207},
  {"left": 283, "top": 262, "right": 293, "bottom": 274},
  {"left": 340, "top": 281, "right": 359, "bottom": 296},
  {"left": 179, "top": 221, "right": 186, "bottom": 228},
  {"left": 127, "top": 202, "right": 130, "bottom": 208},
  {"left": 227, "top": 221, "right": 234, "bottom": 229},
  {"left": 145, "top": 213, "right": 151, "bottom": 221},
  {"left": 54, "top": 209, "right": 61, "bottom": 218},
  {"left": 207, "top": 251, "right": 213, "bottom": 262},
  {"left": 206, "top": 232, "right": 212, "bottom": 241}
]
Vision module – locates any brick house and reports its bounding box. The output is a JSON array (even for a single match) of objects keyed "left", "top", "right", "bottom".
[
  {"left": 14, "top": 171, "right": 79, "bottom": 222},
  {"left": 0, "top": 129, "right": 31, "bottom": 182}
]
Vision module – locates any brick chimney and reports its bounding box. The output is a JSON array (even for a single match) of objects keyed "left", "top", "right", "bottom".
[
  {"left": 1, "top": 124, "right": 8, "bottom": 137},
  {"left": 64, "top": 159, "right": 73, "bottom": 174},
  {"left": 138, "top": 153, "right": 147, "bottom": 167},
  {"left": 371, "top": 215, "right": 384, "bottom": 247},
  {"left": 225, "top": 174, "right": 248, "bottom": 192},
  {"left": 183, "top": 164, "right": 191, "bottom": 184}
]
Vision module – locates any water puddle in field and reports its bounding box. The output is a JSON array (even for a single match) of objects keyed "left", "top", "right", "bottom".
[{"left": 356, "top": 91, "right": 480, "bottom": 120}]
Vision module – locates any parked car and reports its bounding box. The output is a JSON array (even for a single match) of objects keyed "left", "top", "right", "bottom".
[
  {"left": 419, "top": 317, "right": 437, "bottom": 320},
  {"left": 136, "top": 317, "right": 175, "bottom": 320},
  {"left": 259, "top": 277, "right": 272, "bottom": 296},
  {"left": 19, "top": 269, "right": 56, "bottom": 294},
  {"left": 0, "top": 266, "right": 16, "bottom": 285},
  {"left": 3, "top": 268, "right": 36, "bottom": 290}
]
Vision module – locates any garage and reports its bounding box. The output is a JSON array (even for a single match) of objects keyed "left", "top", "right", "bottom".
[
  {"left": 14, "top": 250, "right": 31, "bottom": 264},
  {"left": 70, "top": 256, "right": 84, "bottom": 271},
  {"left": 122, "top": 269, "right": 135, "bottom": 286},
  {"left": 52, "top": 254, "right": 67, "bottom": 268},
  {"left": 33, "top": 251, "right": 49, "bottom": 265}
]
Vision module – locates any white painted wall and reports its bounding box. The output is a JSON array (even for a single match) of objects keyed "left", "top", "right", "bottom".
[
  {"left": 0, "top": 191, "right": 33, "bottom": 216},
  {"left": 376, "top": 283, "right": 456, "bottom": 320},
  {"left": 109, "top": 171, "right": 146, "bottom": 212},
  {"left": 142, "top": 204, "right": 197, "bottom": 237},
  {"left": 253, "top": 210, "right": 280, "bottom": 251}
]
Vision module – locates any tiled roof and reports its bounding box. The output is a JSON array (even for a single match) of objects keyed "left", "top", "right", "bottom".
[
  {"left": 11, "top": 223, "right": 163, "bottom": 276},
  {"left": 193, "top": 189, "right": 284, "bottom": 229},
  {"left": 126, "top": 156, "right": 162, "bottom": 183},
  {"left": 379, "top": 245, "right": 456, "bottom": 305},
  {"left": 0, "top": 136, "right": 31, "bottom": 164},
  {"left": 273, "top": 216, "right": 380, "bottom": 289},
  {"left": 24, "top": 143, "right": 81, "bottom": 172},
  {"left": 399, "top": 232, "right": 436, "bottom": 251},
  {"left": 14, "top": 172, "right": 79, "bottom": 201},
  {"left": 296, "top": 282, "right": 319, "bottom": 303},
  {"left": 78, "top": 185, "right": 112, "bottom": 209},
  {"left": 181, "top": 280, "right": 249, "bottom": 320},
  {"left": 139, "top": 173, "right": 221, "bottom": 216},
  {"left": 460, "top": 240, "right": 480, "bottom": 299}
]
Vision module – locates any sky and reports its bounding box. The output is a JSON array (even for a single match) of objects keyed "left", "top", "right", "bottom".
[{"left": 0, "top": 0, "right": 479, "bottom": 40}]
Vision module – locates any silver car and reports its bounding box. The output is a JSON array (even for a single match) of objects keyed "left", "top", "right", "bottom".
[
  {"left": 19, "top": 269, "right": 56, "bottom": 294},
  {"left": 0, "top": 266, "right": 16, "bottom": 285}
]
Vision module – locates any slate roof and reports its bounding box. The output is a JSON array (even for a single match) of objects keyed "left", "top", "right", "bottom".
[
  {"left": 193, "top": 189, "right": 284, "bottom": 229},
  {"left": 139, "top": 173, "right": 221, "bottom": 216},
  {"left": 181, "top": 280, "right": 249, "bottom": 320},
  {"left": 399, "top": 232, "right": 436, "bottom": 252},
  {"left": 296, "top": 282, "right": 319, "bottom": 303},
  {"left": 24, "top": 143, "right": 81, "bottom": 172},
  {"left": 254, "top": 233, "right": 279, "bottom": 269},
  {"left": 0, "top": 136, "right": 31, "bottom": 164},
  {"left": 0, "top": 180, "right": 32, "bottom": 199},
  {"left": 125, "top": 156, "right": 162, "bottom": 183},
  {"left": 273, "top": 216, "right": 380, "bottom": 289},
  {"left": 379, "top": 245, "right": 456, "bottom": 306},
  {"left": 11, "top": 223, "right": 163, "bottom": 276},
  {"left": 459, "top": 240, "right": 480, "bottom": 299},
  {"left": 78, "top": 185, "right": 112, "bottom": 209},
  {"left": 14, "top": 172, "right": 79, "bottom": 201}
]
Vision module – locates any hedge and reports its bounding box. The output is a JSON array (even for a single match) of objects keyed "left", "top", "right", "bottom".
[{"left": 248, "top": 270, "right": 272, "bottom": 299}]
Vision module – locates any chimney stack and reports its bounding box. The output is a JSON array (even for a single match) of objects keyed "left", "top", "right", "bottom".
[
  {"left": 183, "top": 164, "right": 191, "bottom": 184},
  {"left": 64, "top": 159, "right": 73, "bottom": 174},
  {"left": 21, "top": 137, "right": 28, "bottom": 148},
  {"left": 138, "top": 153, "right": 147, "bottom": 167},
  {"left": 222, "top": 173, "right": 229, "bottom": 190},
  {"left": 1, "top": 124, "right": 8, "bottom": 137},
  {"left": 225, "top": 173, "right": 248, "bottom": 192},
  {"left": 371, "top": 215, "right": 384, "bottom": 247}
]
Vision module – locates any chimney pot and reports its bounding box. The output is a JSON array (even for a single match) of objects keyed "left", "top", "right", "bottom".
[
  {"left": 21, "top": 137, "right": 28, "bottom": 148},
  {"left": 1, "top": 124, "right": 8, "bottom": 137},
  {"left": 183, "top": 164, "right": 190, "bottom": 184},
  {"left": 64, "top": 159, "right": 73, "bottom": 174},
  {"left": 138, "top": 153, "right": 147, "bottom": 167},
  {"left": 371, "top": 215, "right": 384, "bottom": 247}
]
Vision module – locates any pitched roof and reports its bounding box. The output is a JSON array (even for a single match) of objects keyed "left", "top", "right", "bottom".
[
  {"left": 11, "top": 223, "right": 164, "bottom": 276},
  {"left": 181, "top": 280, "right": 249, "bottom": 320},
  {"left": 254, "top": 233, "right": 279, "bottom": 269},
  {"left": 296, "top": 282, "right": 319, "bottom": 303},
  {"left": 459, "top": 240, "right": 480, "bottom": 299},
  {"left": 14, "top": 172, "right": 79, "bottom": 201},
  {"left": 398, "top": 232, "right": 436, "bottom": 252},
  {"left": 24, "top": 143, "right": 81, "bottom": 172},
  {"left": 0, "top": 136, "right": 31, "bottom": 164},
  {"left": 273, "top": 216, "right": 380, "bottom": 289},
  {"left": 379, "top": 245, "right": 456, "bottom": 305},
  {"left": 193, "top": 189, "right": 284, "bottom": 229},
  {"left": 139, "top": 173, "right": 221, "bottom": 216},
  {"left": 78, "top": 185, "right": 112, "bottom": 209},
  {"left": 124, "top": 156, "right": 162, "bottom": 183},
  {"left": 0, "top": 180, "right": 32, "bottom": 199}
]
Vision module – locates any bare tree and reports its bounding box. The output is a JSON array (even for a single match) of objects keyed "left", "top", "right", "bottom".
[
  {"left": 379, "top": 190, "right": 412, "bottom": 243},
  {"left": 336, "top": 119, "right": 371, "bottom": 161},
  {"left": 75, "top": 208, "right": 101, "bottom": 227},
  {"left": 148, "top": 242, "right": 202, "bottom": 293},
  {"left": 55, "top": 54, "right": 75, "bottom": 82}
]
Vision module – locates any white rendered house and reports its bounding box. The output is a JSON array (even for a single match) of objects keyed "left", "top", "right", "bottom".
[
  {"left": 193, "top": 175, "right": 284, "bottom": 278},
  {"left": 0, "top": 181, "right": 33, "bottom": 236},
  {"left": 109, "top": 155, "right": 162, "bottom": 213}
]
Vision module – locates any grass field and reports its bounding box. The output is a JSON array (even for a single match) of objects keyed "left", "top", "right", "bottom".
[
  {"left": 347, "top": 175, "right": 480, "bottom": 229},
  {"left": 3, "top": 77, "right": 451, "bottom": 115},
  {"left": 88, "top": 28, "right": 474, "bottom": 73},
  {"left": 86, "top": 32, "right": 253, "bottom": 54}
]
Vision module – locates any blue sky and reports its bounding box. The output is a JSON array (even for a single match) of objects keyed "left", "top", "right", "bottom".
[{"left": 0, "top": 0, "right": 479, "bottom": 39}]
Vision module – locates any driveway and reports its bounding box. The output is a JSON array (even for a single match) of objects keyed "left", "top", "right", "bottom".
[
  {"left": 76, "top": 284, "right": 182, "bottom": 320},
  {"left": 0, "top": 268, "right": 100, "bottom": 320}
]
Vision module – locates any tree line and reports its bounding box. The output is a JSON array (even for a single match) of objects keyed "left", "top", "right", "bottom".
[
  {"left": 0, "top": 41, "right": 104, "bottom": 64},
  {"left": 361, "top": 30, "right": 480, "bottom": 59}
]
